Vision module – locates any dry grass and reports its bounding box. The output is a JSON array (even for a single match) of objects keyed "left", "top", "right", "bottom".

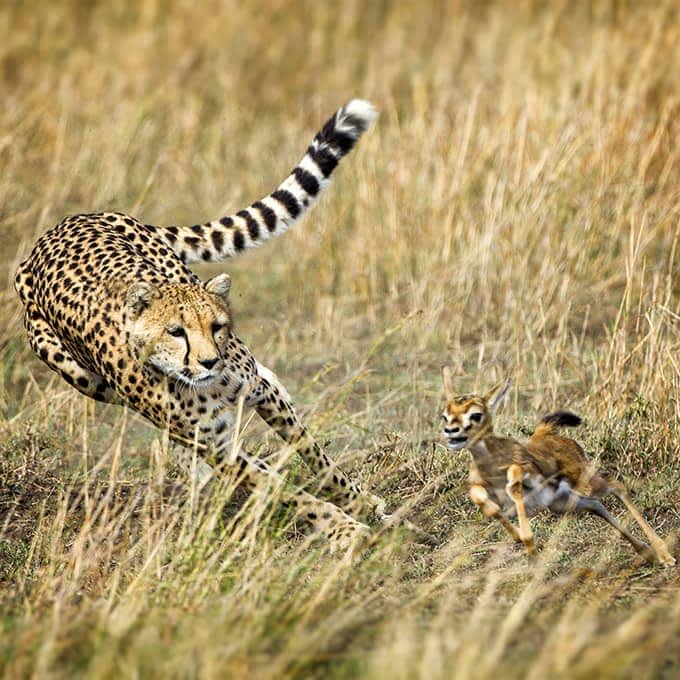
[{"left": 1, "top": 0, "right": 679, "bottom": 677}]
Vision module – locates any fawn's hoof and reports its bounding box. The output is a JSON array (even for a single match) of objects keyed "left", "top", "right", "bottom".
[{"left": 658, "top": 551, "right": 676, "bottom": 567}]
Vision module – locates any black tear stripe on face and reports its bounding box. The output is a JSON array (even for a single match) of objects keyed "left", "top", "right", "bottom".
[{"left": 183, "top": 334, "right": 191, "bottom": 367}]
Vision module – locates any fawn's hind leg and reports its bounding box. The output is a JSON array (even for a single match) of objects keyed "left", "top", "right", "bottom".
[
  {"left": 572, "top": 495, "right": 655, "bottom": 561},
  {"left": 469, "top": 484, "right": 522, "bottom": 543},
  {"left": 609, "top": 483, "right": 675, "bottom": 566},
  {"left": 506, "top": 465, "right": 536, "bottom": 555}
]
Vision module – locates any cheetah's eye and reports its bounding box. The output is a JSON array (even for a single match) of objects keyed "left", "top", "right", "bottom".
[
  {"left": 469, "top": 412, "right": 483, "bottom": 423},
  {"left": 167, "top": 325, "right": 185, "bottom": 337},
  {"left": 212, "top": 322, "right": 227, "bottom": 334}
]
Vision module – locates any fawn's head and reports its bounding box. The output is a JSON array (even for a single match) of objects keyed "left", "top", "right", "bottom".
[{"left": 441, "top": 368, "right": 511, "bottom": 450}]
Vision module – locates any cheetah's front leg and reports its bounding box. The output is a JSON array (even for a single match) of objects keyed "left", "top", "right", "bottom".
[
  {"left": 245, "top": 363, "right": 387, "bottom": 521},
  {"left": 23, "top": 304, "right": 121, "bottom": 404},
  {"left": 171, "top": 444, "right": 216, "bottom": 490},
  {"left": 211, "top": 438, "right": 371, "bottom": 553}
]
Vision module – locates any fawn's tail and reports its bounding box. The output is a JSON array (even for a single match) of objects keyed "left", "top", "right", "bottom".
[{"left": 533, "top": 410, "right": 582, "bottom": 437}]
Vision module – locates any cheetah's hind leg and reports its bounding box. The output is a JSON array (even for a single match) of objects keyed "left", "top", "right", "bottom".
[{"left": 23, "top": 304, "right": 121, "bottom": 404}]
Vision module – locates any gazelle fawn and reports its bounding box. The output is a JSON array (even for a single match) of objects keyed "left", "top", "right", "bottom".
[{"left": 440, "top": 368, "right": 675, "bottom": 566}]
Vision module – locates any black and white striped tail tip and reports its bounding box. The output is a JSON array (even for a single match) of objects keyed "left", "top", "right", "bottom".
[
  {"left": 338, "top": 99, "right": 378, "bottom": 134},
  {"left": 163, "top": 99, "right": 378, "bottom": 265},
  {"left": 314, "top": 100, "right": 378, "bottom": 158}
]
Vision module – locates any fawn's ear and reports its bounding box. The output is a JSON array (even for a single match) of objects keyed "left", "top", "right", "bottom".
[
  {"left": 442, "top": 366, "right": 456, "bottom": 399},
  {"left": 485, "top": 377, "right": 512, "bottom": 414}
]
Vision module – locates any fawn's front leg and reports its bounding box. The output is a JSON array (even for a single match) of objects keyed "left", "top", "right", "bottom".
[
  {"left": 505, "top": 464, "right": 536, "bottom": 556},
  {"left": 469, "top": 484, "right": 522, "bottom": 543}
]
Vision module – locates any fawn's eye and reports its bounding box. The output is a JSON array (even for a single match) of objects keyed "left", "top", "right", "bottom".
[
  {"left": 167, "top": 325, "right": 185, "bottom": 337},
  {"left": 469, "top": 412, "right": 483, "bottom": 423}
]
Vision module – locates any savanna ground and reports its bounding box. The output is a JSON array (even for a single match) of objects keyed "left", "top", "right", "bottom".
[{"left": 1, "top": 1, "right": 679, "bottom": 677}]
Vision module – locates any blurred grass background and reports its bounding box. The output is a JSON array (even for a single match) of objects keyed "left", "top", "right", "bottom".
[{"left": 1, "top": 0, "right": 679, "bottom": 677}]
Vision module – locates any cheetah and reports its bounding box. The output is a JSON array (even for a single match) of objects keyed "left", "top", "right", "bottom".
[
  {"left": 15, "top": 100, "right": 387, "bottom": 550},
  {"left": 440, "top": 368, "right": 675, "bottom": 565}
]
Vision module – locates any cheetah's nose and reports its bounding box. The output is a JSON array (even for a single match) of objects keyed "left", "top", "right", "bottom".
[{"left": 199, "top": 357, "right": 219, "bottom": 370}]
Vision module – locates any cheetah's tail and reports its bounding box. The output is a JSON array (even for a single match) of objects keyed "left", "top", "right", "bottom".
[{"left": 159, "top": 100, "right": 377, "bottom": 264}]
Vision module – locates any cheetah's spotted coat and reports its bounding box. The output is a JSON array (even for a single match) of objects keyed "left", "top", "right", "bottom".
[{"left": 15, "top": 100, "right": 385, "bottom": 548}]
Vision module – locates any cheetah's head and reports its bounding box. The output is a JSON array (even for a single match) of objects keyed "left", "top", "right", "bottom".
[{"left": 125, "top": 274, "right": 234, "bottom": 389}]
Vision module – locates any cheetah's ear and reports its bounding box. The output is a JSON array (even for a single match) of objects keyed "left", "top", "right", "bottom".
[
  {"left": 442, "top": 366, "right": 456, "bottom": 400},
  {"left": 485, "top": 377, "right": 512, "bottom": 414},
  {"left": 126, "top": 282, "right": 159, "bottom": 319},
  {"left": 204, "top": 273, "right": 231, "bottom": 302}
]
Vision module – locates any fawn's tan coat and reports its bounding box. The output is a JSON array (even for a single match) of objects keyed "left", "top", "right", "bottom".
[{"left": 441, "top": 369, "right": 674, "bottom": 566}]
